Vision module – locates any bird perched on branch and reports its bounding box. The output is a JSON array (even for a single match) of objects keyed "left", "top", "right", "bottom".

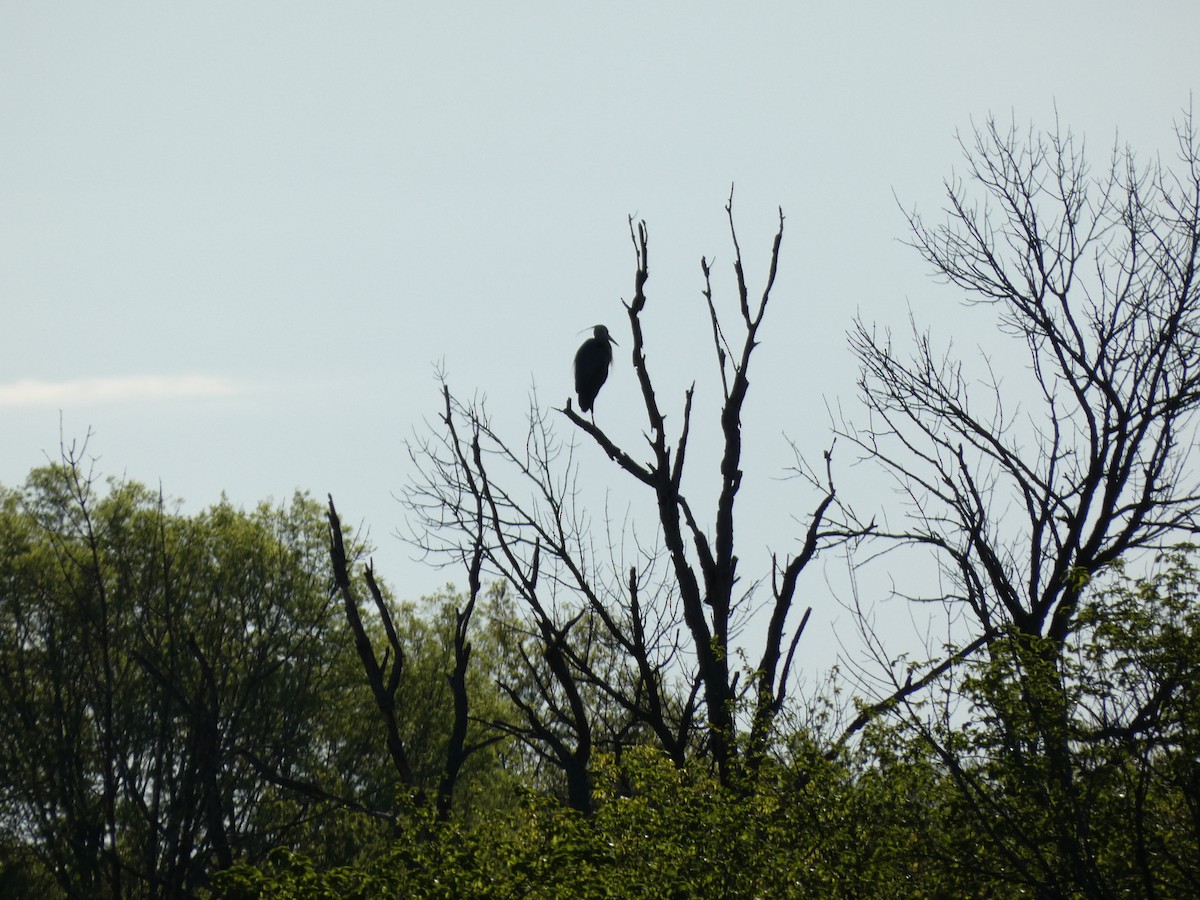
[{"left": 574, "top": 324, "right": 618, "bottom": 414}]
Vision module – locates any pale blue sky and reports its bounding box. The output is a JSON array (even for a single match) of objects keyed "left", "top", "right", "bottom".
[{"left": 2, "top": 3, "right": 1197, "bottom": 676}]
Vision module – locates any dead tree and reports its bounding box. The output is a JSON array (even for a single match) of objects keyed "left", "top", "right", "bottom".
[
  {"left": 407, "top": 196, "right": 856, "bottom": 792},
  {"left": 842, "top": 112, "right": 1200, "bottom": 897},
  {"left": 327, "top": 496, "right": 496, "bottom": 819},
  {"left": 406, "top": 387, "right": 627, "bottom": 812},
  {"left": 847, "top": 112, "right": 1200, "bottom": 652}
]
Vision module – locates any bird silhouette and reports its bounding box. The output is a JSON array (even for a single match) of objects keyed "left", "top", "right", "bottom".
[{"left": 574, "top": 324, "right": 618, "bottom": 414}]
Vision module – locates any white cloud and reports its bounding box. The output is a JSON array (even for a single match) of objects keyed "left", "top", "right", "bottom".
[{"left": 0, "top": 375, "right": 239, "bottom": 408}]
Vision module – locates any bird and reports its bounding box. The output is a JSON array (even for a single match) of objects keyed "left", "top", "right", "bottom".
[{"left": 574, "top": 324, "right": 618, "bottom": 414}]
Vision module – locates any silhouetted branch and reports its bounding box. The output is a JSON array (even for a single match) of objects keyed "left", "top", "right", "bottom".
[
  {"left": 327, "top": 496, "right": 415, "bottom": 788},
  {"left": 830, "top": 632, "right": 991, "bottom": 753}
]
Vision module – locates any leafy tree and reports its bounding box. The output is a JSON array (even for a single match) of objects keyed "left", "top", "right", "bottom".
[
  {"left": 215, "top": 740, "right": 952, "bottom": 899},
  {"left": 0, "top": 449, "right": 386, "bottom": 896},
  {"left": 1077, "top": 549, "right": 1200, "bottom": 893},
  {"left": 947, "top": 549, "right": 1200, "bottom": 896}
]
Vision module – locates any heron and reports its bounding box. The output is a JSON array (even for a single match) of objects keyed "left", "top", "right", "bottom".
[{"left": 574, "top": 324, "right": 618, "bottom": 414}]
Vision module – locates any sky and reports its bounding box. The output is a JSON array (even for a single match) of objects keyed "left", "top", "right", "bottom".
[{"left": 2, "top": 2, "right": 1198, "bottom": 682}]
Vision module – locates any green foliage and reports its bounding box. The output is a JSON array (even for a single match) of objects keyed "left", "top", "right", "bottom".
[
  {"left": 918, "top": 548, "right": 1200, "bottom": 896},
  {"left": 1073, "top": 548, "right": 1200, "bottom": 894},
  {"left": 215, "top": 740, "right": 980, "bottom": 899},
  {"left": 5, "top": 454, "right": 1198, "bottom": 898},
  {"left": 0, "top": 459, "right": 530, "bottom": 895},
  {"left": 0, "top": 461, "right": 387, "bottom": 895}
]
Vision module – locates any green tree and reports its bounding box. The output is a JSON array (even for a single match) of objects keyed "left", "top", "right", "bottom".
[
  {"left": 0, "top": 449, "right": 386, "bottom": 896},
  {"left": 217, "top": 729, "right": 1027, "bottom": 899}
]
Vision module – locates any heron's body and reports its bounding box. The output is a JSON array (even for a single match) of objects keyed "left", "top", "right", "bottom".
[{"left": 574, "top": 325, "right": 617, "bottom": 413}]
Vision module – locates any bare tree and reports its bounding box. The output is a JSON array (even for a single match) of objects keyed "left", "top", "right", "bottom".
[
  {"left": 406, "top": 195, "right": 857, "bottom": 798},
  {"left": 849, "top": 113, "right": 1200, "bottom": 649},
  {"left": 327, "top": 496, "right": 499, "bottom": 820},
  {"left": 842, "top": 111, "right": 1200, "bottom": 897}
]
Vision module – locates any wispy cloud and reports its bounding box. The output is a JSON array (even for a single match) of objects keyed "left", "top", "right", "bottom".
[{"left": 0, "top": 375, "right": 239, "bottom": 408}]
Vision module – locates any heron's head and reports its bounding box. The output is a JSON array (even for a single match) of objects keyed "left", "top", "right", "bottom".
[{"left": 593, "top": 324, "right": 618, "bottom": 345}]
